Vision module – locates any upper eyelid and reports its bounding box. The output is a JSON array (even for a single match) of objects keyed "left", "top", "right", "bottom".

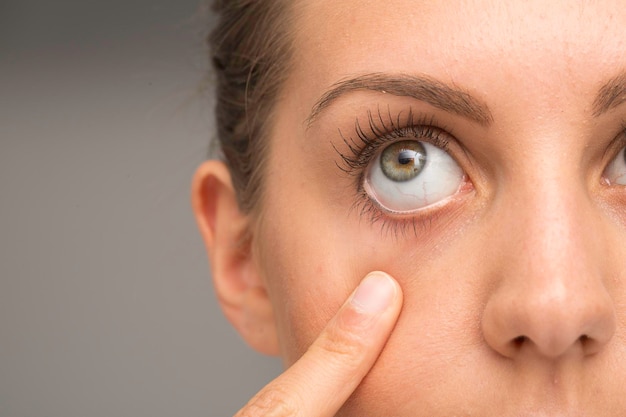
[
  {"left": 600, "top": 125, "right": 626, "bottom": 163},
  {"left": 356, "top": 123, "right": 453, "bottom": 156},
  {"left": 359, "top": 107, "right": 453, "bottom": 145},
  {"left": 336, "top": 107, "right": 456, "bottom": 167}
]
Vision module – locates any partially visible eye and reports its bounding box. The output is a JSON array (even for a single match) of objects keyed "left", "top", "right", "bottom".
[
  {"left": 364, "top": 139, "right": 464, "bottom": 212},
  {"left": 604, "top": 146, "right": 626, "bottom": 185}
]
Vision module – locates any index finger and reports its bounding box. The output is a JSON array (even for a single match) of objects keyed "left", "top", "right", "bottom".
[{"left": 235, "top": 271, "right": 403, "bottom": 417}]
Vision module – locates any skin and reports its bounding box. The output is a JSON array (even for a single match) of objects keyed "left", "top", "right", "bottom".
[{"left": 193, "top": 0, "right": 626, "bottom": 415}]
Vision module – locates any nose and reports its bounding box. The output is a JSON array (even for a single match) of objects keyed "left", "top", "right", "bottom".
[{"left": 481, "top": 176, "right": 616, "bottom": 359}]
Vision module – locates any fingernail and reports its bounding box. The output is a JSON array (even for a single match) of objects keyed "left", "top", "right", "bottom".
[{"left": 350, "top": 272, "right": 396, "bottom": 314}]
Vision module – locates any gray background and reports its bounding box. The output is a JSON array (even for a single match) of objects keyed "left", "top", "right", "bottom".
[{"left": 1, "top": 1, "right": 282, "bottom": 416}]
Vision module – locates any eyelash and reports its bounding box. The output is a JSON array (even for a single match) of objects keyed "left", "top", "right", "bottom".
[{"left": 334, "top": 106, "right": 459, "bottom": 236}]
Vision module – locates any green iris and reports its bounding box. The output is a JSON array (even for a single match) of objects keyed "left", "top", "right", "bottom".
[{"left": 380, "top": 140, "right": 427, "bottom": 182}]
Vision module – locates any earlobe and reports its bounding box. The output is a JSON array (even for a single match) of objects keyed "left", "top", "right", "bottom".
[{"left": 191, "top": 160, "right": 279, "bottom": 355}]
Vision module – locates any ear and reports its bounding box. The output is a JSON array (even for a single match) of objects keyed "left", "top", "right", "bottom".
[{"left": 191, "top": 160, "right": 279, "bottom": 355}]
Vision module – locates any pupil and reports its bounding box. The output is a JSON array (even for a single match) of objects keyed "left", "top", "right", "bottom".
[{"left": 398, "top": 150, "right": 416, "bottom": 165}]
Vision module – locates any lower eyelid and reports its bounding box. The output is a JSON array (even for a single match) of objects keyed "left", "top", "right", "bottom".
[{"left": 353, "top": 180, "right": 474, "bottom": 238}]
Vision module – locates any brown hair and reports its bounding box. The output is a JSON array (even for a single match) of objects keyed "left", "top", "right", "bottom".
[{"left": 209, "top": 0, "right": 294, "bottom": 213}]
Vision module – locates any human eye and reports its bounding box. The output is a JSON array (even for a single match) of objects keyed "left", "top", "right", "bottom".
[
  {"left": 604, "top": 143, "right": 626, "bottom": 186},
  {"left": 364, "top": 139, "right": 464, "bottom": 213},
  {"left": 336, "top": 107, "right": 469, "bottom": 221}
]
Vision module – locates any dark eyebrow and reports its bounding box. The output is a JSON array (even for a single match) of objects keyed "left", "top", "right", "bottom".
[
  {"left": 593, "top": 72, "right": 626, "bottom": 117},
  {"left": 306, "top": 73, "right": 494, "bottom": 128}
]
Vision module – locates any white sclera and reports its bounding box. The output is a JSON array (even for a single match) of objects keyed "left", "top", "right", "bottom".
[
  {"left": 605, "top": 147, "right": 626, "bottom": 185},
  {"left": 364, "top": 141, "right": 464, "bottom": 212}
]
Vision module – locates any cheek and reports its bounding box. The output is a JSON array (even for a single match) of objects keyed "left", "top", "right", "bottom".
[
  {"left": 254, "top": 178, "right": 484, "bottom": 363},
  {"left": 254, "top": 194, "right": 383, "bottom": 363},
  {"left": 252, "top": 127, "right": 374, "bottom": 361},
  {"left": 341, "top": 255, "right": 487, "bottom": 414},
  {"left": 254, "top": 177, "right": 491, "bottom": 411}
]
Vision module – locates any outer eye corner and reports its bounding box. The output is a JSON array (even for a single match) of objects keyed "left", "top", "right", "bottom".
[{"left": 604, "top": 146, "right": 626, "bottom": 186}]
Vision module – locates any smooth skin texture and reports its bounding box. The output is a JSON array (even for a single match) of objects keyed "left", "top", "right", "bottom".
[
  {"left": 194, "top": 0, "right": 626, "bottom": 415},
  {"left": 193, "top": 162, "right": 403, "bottom": 417}
]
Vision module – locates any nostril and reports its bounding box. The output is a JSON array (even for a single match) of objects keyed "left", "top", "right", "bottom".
[
  {"left": 511, "top": 334, "right": 594, "bottom": 355},
  {"left": 513, "top": 336, "right": 526, "bottom": 348},
  {"left": 579, "top": 334, "right": 590, "bottom": 348}
]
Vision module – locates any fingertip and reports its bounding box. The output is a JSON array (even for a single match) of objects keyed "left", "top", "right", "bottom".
[
  {"left": 367, "top": 270, "right": 402, "bottom": 296},
  {"left": 247, "top": 271, "right": 403, "bottom": 417},
  {"left": 349, "top": 272, "right": 395, "bottom": 314},
  {"left": 367, "top": 270, "right": 399, "bottom": 284}
]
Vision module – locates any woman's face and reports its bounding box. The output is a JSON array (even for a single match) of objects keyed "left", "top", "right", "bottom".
[{"left": 252, "top": 0, "right": 626, "bottom": 414}]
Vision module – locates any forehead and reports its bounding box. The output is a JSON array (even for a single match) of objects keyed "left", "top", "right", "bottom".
[{"left": 287, "top": 0, "right": 626, "bottom": 117}]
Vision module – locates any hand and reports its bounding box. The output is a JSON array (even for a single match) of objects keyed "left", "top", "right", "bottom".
[{"left": 235, "top": 271, "right": 403, "bottom": 417}]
